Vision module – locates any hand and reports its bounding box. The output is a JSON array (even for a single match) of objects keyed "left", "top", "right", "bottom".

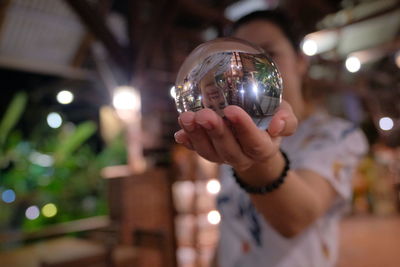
[{"left": 174, "top": 100, "right": 297, "bottom": 172}]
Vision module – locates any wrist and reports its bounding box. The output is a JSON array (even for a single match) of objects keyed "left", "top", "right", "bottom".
[{"left": 234, "top": 149, "right": 287, "bottom": 188}]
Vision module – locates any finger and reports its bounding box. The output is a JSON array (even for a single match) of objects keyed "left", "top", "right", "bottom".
[
  {"left": 178, "top": 112, "right": 221, "bottom": 162},
  {"left": 174, "top": 130, "right": 194, "bottom": 150},
  {"left": 223, "top": 105, "right": 277, "bottom": 162},
  {"left": 268, "top": 101, "right": 298, "bottom": 137},
  {"left": 194, "top": 108, "right": 254, "bottom": 171}
]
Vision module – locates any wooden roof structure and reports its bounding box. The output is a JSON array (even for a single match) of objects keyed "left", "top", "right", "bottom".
[{"left": 0, "top": 0, "right": 399, "bottom": 146}]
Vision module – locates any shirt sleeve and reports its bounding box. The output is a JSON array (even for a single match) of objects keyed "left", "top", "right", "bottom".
[{"left": 289, "top": 122, "right": 368, "bottom": 201}]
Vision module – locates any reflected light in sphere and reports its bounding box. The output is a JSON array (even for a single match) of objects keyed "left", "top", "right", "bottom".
[
  {"left": 345, "top": 56, "right": 361, "bottom": 73},
  {"left": 379, "top": 117, "right": 394, "bottom": 131},
  {"left": 206, "top": 179, "right": 221, "bottom": 194},
  {"left": 170, "top": 86, "right": 176, "bottom": 99},
  {"left": 25, "top": 206, "right": 40, "bottom": 220},
  {"left": 2, "top": 189, "right": 16, "bottom": 203},
  {"left": 56, "top": 90, "right": 74, "bottom": 104},
  {"left": 42, "top": 203, "right": 57, "bottom": 217},
  {"left": 47, "top": 112, "right": 62, "bottom": 128},
  {"left": 207, "top": 210, "right": 221, "bottom": 225},
  {"left": 113, "top": 86, "right": 141, "bottom": 111},
  {"left": 302, "top": 39, "right": 318, "bottom": 56}
]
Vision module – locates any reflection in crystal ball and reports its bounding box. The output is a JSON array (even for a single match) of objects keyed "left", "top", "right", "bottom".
[{"left": 174, "top": 37, "right": 283, "bottom": 129}]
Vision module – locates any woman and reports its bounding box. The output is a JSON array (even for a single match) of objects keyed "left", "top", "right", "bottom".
[{"left": 174, "top": 10, "right": 367, "bottom": 267}]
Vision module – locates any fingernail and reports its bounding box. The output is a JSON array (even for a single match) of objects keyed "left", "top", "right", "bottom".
[
  {"left": 269, "top": 120, "right": 285, "bottom": 136},
  {"left": 174, "top": 132, "right": 184, "bottom": 144},
  {"left": 276, "top": 120, "right": 285, "bottom": 134},
  {"left": 197, "top": 120, "right": 213, "bottom": 130}
]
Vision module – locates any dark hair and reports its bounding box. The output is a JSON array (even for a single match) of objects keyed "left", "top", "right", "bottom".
[{"left": 230, "top": 9, "right": 302, "bottom": 52}]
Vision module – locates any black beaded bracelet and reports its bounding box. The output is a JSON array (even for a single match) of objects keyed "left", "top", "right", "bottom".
[{"left": 232, "top": 150, "right": 290, "bottom": 194}]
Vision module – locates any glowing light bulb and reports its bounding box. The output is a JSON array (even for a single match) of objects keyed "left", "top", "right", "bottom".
[
  {"left": 113, "top": 86, "right": 141, "bottom": 111},
  {"left": 207, "top": 210, "right": 221, "bottom": 225},
  {"left": 25, "top": 206, "right": 40, "bottom": 220},
  {"left": 206, "top": 179, "right": 221, "bottom": 194},
  {"left": 345, "top": 56, "right": 361, "bottom": 73},
  {"left": 379, "top": 117, "right": 394, "bottom": 131},
  {"left": 47, "top": 112, "right": 62, "bottom": 128},
  {"left": 302, "top": 39, "right": 318, "bottom": 56},
  {"left": 56, "top": 90, "right": 74, "bottom": 104},
  {"left": 42, "top": 203, "right": 57, "bottom": 217}
]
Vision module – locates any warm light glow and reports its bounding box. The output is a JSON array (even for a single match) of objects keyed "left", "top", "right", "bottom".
[
  {"left": 379, "top": 117, "right": 394, "bottom": 131},
  {"left": 113, "top": 86, "right": 141, "bottom": 111},
  {"left": 395, "top": 51, "right": 400, "bottom": 68},
  {"left": 2, "top": 189, "right": 16, "bottom": 203},
  {"left": 207, "top": 210, "right": 221, "bottom": 225},
  {"left": 170, "top": 86, "right": 176, "bottom": 99},
  {"left": 56, "top": 90, "right": 74, "bottom": 104},
  {"left": 42, "top": 203, "right": 57, "bottom": 217},
  {"left": 345, "top": 56, "right": 361, "bottom": 73},
  {"left": 302, "top": 39, "right": 318, "bottom": 56},
  {"left": 206, "top": 179, "right": 221, "bottom": 194},
  {"left": 25, "top": 206, "right": 40, "bottom": 220},
  {"left": 47, "top": 112, "right": 62, "bottom": 128}
]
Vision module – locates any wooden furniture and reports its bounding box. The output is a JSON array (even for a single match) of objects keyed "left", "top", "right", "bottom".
[{"left": 104, "top": 166, "right": 177, "bottom": 267}]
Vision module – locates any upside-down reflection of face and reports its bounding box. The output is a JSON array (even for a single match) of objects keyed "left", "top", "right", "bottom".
[{"left": 234, "top": 20, "right": 307, "bottom": 120}]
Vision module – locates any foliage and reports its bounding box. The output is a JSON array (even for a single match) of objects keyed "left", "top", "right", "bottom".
[{"left": 0, "top": 92, "right": 126, "bottom": 235}]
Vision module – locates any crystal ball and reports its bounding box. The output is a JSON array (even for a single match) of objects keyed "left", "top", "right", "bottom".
[{"left": 174, "top": 37, "right": 283, "bottom": 129}]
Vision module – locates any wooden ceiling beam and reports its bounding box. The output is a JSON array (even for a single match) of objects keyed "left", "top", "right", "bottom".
[
  {"left": 178, "top": 0, "right": 231, "bottom": 26},
  {"left": 64, "top": 0, "right": 130, "bottom": 74},
  {"left": 0, "top": 0, "right": 12, "bottom": 34}
]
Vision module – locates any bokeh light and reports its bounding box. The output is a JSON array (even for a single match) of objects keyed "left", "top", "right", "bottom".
[
  {"left": 345, "top": 56, "right": 361, "bottom": 73},
  {"left": 56, "top": 90, "right": 74, "bottom": 104},
  {"left": 302, "top": 39, "right": 318, "bottom": 56},
  {"left": 25, "top": 206, "right": 40, "bottom": 220},
  {"left": 207, "top": 210, "right": 221, "bottom": 225},
  {"left": 42, "top": 203, "right": 57, "bottom": 217},
  {"left": 206, "top": 179, "right": 221, "bottom": 194},
  {"left": 47, "top": 112, "right": 62, "bottom": 128},
  {"left": 113, "top": 86, "right": 141, "bottom": 111},
  {"left": 170, "top": 86, "right": 176, "bottom": 99},
  {"left": 379, "top": 117, "right": 394, "bottom": 131},
  {"left": 2, "top": 189, "right": 16, "bottom": 203}
]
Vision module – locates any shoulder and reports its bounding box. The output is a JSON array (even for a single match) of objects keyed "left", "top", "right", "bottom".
[{"left": 296, "top": 112, "right": 368, "bottom": 155}]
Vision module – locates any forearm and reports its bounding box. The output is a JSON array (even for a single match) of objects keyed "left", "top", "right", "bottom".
[{"left": 235, "top": 152, "right": 334, "bottom": 238}]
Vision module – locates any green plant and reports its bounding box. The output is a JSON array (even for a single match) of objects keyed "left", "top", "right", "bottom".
[{"left": 0, "top": 92, "right": 126, "bottom": 236}]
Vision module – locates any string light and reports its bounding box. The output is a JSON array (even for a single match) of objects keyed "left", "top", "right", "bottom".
[
  {"left": 56, "top": 90, "right": 74, "bottom": 104},
  {"left": 42, "top": 203, "right": 57, "bottom": 217},
  {"left": 25, "top": 206, "right": 40, "bottom": 220},
  {"left": 206, "top": 179, "right": 221, "bottom": 194},
  {"left": 47, "top": 112, "right": 62, "bottom": 128},
  {"left": 345, "top": 56, "right": 361, "bottom": 73},
  {"left": 207, "top": 210, "right": 221, "bottom": 225},
  {"left": 302, "top": 39, "right": 318, "bottom": 56},
  {"left": 379, "top": 117, "right": 394, "bottom": 131},
  {"left": 1, "top": 189, "right": 16, "bottom": 203}
]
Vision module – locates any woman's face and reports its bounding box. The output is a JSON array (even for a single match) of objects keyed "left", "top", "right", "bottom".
[{"left": 234, "top": 20, "right": 307, "bottom": 119}]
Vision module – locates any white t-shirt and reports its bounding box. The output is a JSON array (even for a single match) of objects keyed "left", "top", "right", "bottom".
[{"left": 217, "top": 112, "right": 368, "bottom": 267}]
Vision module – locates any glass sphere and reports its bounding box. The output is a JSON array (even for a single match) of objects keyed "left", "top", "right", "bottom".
[{"left": 174, "top": 37, "right": 283, "bottom": 129}]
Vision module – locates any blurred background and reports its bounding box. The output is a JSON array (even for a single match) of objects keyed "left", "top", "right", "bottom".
[{"left": 0, "top": 0, "right": 399, "bottom": 266}]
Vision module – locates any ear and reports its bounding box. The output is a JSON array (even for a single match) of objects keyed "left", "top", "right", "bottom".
[{"left": 296, "top": 52, "right": 309, "bottom": 77}]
